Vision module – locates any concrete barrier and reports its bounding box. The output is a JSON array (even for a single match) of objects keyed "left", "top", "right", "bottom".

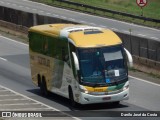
[{"left": 0, "top": 5, "right": 160, "bottom": 75}]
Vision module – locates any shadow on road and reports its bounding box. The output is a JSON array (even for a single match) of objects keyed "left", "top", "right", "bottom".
[{"left": 27, "top": 88, "right": 129, "bottom": 111}]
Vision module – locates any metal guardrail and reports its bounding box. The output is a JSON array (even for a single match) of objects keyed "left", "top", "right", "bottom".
[
  {"left": 0, "top": 5, "right": 160, "bottom": 62},
  {"left": 53, "top": 0, "right": 160, "bottom": 23}
]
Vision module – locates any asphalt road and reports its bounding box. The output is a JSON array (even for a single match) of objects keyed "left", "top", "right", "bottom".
[
  {"left": 0, "top": 0, "right": 160, "bottom": 41},
  {"left": 0, "top": 35, "right": 160, "bottom": 120}
]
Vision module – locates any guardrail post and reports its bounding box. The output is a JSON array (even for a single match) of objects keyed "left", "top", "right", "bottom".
[
  {"left": 147, "top": 39, "right": 149, "bottom": 59},
  {"left": 33, "top": 13, "right": 37, "bottom": 25}
]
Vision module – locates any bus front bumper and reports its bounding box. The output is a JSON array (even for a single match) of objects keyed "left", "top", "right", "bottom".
[{"left": 78, "top": 88, "right": 129, "bottom": 104}]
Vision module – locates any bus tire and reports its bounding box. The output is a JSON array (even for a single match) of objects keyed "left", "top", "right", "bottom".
[
  {"left": 69, "top": 87, "right": 76, "bottom": 108},
  {"left": 40, "top": 77, "right": 48, "bottom": 97},
  {"left": 37, "top": 74, "right": 41, "bottom": 87}
]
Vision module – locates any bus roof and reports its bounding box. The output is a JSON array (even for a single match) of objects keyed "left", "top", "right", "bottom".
[{"left": 29, "top": 24, "right": 122, "bottom": 47}]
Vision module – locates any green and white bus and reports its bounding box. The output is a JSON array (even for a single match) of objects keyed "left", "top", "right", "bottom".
[{"left": 28, "top": 24, "right": 133, "bottom": 106}]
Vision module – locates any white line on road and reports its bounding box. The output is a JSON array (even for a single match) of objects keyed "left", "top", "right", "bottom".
[
  {"left": 39, "top": 10, "right": 44, "bottom": 13},
  {"left": 52, "top": 14, "right": 59, "bottom": 17},
  {"left": 0, "top": 84, "right": 81, "bottom": 120},
  {"left": 0, "top": 108, "right": 52, "bottom": 111},
  {"left": 46, "top": 12, "right": 51, "bottom": 15},
  {"left": 0, "top": 36, "right": 28, "bottom": 46},
  {"left": 129, "top": 75, "right": 160, "bottom": 87},
  {"left": 0, "top": 103, "right": 39, "bottom": 106},
  {"left": 12, "top": 4, "right": 17, "bottom": 6},
  {"left": 0, "top": 98, "right": 27, "bottom": 102},
  {"left": 0, "top": 1, "right": 4, "bottom": 4},
  {"left": 69, "top": 18, "right": 75, "bottom": 21},
  {"left": 0, "top": 57, "right": 7, "bottom": 61},
  {"left": 90, "top": 23, "right": 96, "bottom": 25},
  {"left": 32, "top": 8, "right": 37, "bottom": 11},
  {"left": 60, "top": 16, "right": 67, "bottom": 19},
  {"left": 79, "top": 20, "right": 87, "bottom": 23},
  {"left": 19, "top": 5, "right": 24, "bottom": 8},
  {"left": 0, "top": 89, "right": 9, "bottom": 92},
  {"left": 25, "top": 7, "right": 30, "bottom": 9},
  {"left": 0, "top": 94, "right": 18, "bottom": 97},
  {"left": 99, "top": 25, "right": 107, "bottom": 28},
  {"left": 138, "top": 34, "right": 146, "bottom": 37},
  {"left": 150, "top": 37, "right": 159, "bottom": 40},
  {"left": 111, "top": 28, "right": 118, "bottom": 31},
  {"left": 123, "top": 30, "right": 130, "bottom": 34}
]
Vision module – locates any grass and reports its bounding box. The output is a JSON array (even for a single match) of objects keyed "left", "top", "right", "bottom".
[
  {"left": 30, "top": 0, "right": 160, "bottom": 28},
  {"left": 69, "top": 0, "right": 160, "bottom": 19}
]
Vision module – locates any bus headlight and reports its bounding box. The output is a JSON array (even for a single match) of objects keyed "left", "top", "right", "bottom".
[
  {"left": 79, "top": 85, "right": 88, "bottom": 94},
  {"left": 123, "top": 81, "right": 129, "bottom": 91}
]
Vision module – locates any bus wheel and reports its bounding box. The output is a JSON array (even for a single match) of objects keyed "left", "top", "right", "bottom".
[
  {"left": 40, "top": 77, "right": 48, "bottom": 97},
  {"left": 37, "top": 74, "right": 41, "bottom": 87},
  {"left": 69, "top": 88, "right": 76, "bottom": 108}
]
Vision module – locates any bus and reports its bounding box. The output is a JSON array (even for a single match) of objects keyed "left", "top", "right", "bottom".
[{"left": 28, "top": 24, "right": 133, "bottom": 106}]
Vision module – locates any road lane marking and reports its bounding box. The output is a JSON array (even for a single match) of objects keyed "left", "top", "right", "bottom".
[
  {"left": 80, "top": 20, "right": 87, "bottom": 23},
  {"left": 0, "top": 36, "right": 28, "bottom": 46},
  {"left": 0, "top": 84, "right": 81, "bottom": 120},
  {"left": 99, "top": 25, "right": 107, "bottom": 28},
  {"left": 111, "top": 28, "right": 118, "bottom": 31},
  {"left": 123, "top": 30, "right": 130, "bottom": 34},
  {"left": 12, "top": 4, "right": 17, "bottom": 6},
  {"left": 0, "top": 103, "right": 39, "bottom": 106},
  {"left": 0, "top": 98, "right": 27, "bottom": 101},
  {"left": 0, "top": 1, "right": 4, "bottom": 4},
  {"left": 129, "top": 75, "right": 160, "bottom": 87},
  {"left": 0, "top": 85, "right": 57, "bottom": 110},
  {"left": 60, "top": 16, "right": 67, "bottom": 19},
  {"left": 150, "top": 37, "right": 159, "bottom": 40},
  {"left": 19, "top": 5, "right": 23, "bottom": 8},
  {"left": 40, "top": 10, "right": 44, "bottom": 13},
  {"left": 46, "top": 12, "right": 51, "bottom": 15},
  {"left": 0, "top": 94, "right": 17, "bottom": 96},
  {"left": 90, "top": 23, "right": 96, "bottom": 25},
  {"left": 25, "top": 7, "right": 30, "bottom": 9},
  {"left": 0, "top": 57, "right": 7, "bottom": 61},
  {"left": 32, "top": 8, "right": 37, "bottom": 11},
  {"left": 69, "top": 18, "right": 75, "bottom": 21},
  {"left": 52, "top": 14, "right": 59, "bottom": 17},
  {"left": 138, "top": 34, "right": 146, "bottom": 37},
  {"left": 0, "top": 108, "right": 52, "bottom": 111},
  {"left": 0, "top": 90, "right": 8, "bottom": 92}
]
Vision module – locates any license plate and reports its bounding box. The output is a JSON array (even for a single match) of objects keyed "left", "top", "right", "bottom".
[
  {"left": 102, "top": 97, "right": 111, "bottom": 100},
  {"left": 94, "top": 89, "right": 104, "bottom": 92}
]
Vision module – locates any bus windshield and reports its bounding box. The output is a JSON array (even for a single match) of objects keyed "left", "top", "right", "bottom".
[{"left": 77, "top": 45, "right": 127, "bottom": 85}]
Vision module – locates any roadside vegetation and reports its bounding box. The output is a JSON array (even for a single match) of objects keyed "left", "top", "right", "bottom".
[
  {"left": 30, "top": 0, "right": 160, "bottom": 28},
  {"left": 70, "top": 0, "right": 160, "bottom": 19}
]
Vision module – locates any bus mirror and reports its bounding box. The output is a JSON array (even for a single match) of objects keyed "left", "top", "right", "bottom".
[
  {"left": 72, "top": 52, "right": 79, "bottom": 71},
  {"left": 124, "top": 48, "right": 133, "bottom": 67}
]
